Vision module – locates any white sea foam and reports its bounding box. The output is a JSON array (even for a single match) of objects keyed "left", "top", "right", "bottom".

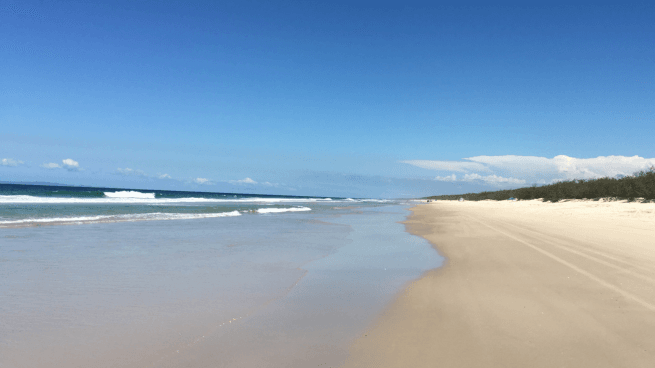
[
  {"left": 0, "top": 195, "right": 392, "bottom": 206},
  {"left": 0, "top": 195, "right": 335, "bottom": 204},
  {"left": 0, "top": 211, "right": 241, "bottom": 226},
  {"left": 104, "top": 191, "right": 155, "bottom": 199},
  {"left": 256, "top": 207, "right": 312, "bottom": 214},
  {"left": 342, "top": 198, "right": 391, "bottom": 203}
]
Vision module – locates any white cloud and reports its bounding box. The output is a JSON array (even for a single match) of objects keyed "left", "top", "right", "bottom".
[
  {"left": 404, "top": 155, "right": 655, "bottom": 187},
  {"left": 401, "top": 159, "right": 489, "bottom": 173},
  {"left": 42, "top": 162, "right": 61, "bottom": 169},
  {"left": 194, "top": 177, "right": 213, "bottom": 185},
  {"left": 114, "top": 169, "right": 173, "bottom": 180},
  {"left": 465, "top": 155, "right": 655, "bottom": 180},
  {"left": 229, "top": 177, "right": 257, "bottom": 185},
  {"left": 115, "top": 168, "right": 148, "bottom": 177},
  {"left": 2, "top": 158, "right": 24, "bottom": 167},
  {"left": 42, "top": 158, "right": 81, "bottom": 171},
  {"left": 434, "top": 174, "right": 457, "bottom": 182},
  {"left": 435, "top": 172, "right": 524, "bottom": 186},
  {"left": 62, "top": 158, "right": 80, "bottom": 170},
  {"left": 461, "top": 173, "right": 526, "bottom": 185}
]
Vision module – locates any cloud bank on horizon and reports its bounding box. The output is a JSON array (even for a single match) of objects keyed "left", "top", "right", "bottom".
[
  {"left": 1, "top": 158, "right": 24, "bottom": 167},
  {"left": 115, "top": 167, "right": 148, "bottom": 177},
  {"left": 4, "top": 154, "right": 655, "bottom": 197},
  {"left": 112, "top": 168, "right": 264, "bottom": 188},
  {"left": 402, "top": 155, "right": 655, "bottom": 187},
  {"left": 193, "top": 177, "right": 213, "bottom": 185},
  {"left": 229, "top": 177, "right": 257, "bottom": 185}
]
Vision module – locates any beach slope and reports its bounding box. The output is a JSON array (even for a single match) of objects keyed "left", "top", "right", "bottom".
[{"left": 345, "top": 200, "right": 655, "bottom": 368}]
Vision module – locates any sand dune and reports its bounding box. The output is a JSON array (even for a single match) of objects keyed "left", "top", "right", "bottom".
[{"left": 345, "top": 200, "right": 655, "bottom": 368}]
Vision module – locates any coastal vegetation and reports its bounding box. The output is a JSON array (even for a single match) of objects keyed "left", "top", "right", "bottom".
[{"left": 427, "top": 167, "right": 655, "bottom": 202}]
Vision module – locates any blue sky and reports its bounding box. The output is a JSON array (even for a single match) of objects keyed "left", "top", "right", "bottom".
[{"left": 2, "top": 1, "right": 654, "bottom": 198}]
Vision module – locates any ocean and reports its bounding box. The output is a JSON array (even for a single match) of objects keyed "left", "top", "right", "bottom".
[{"left": 0, "top": 184, "right": 441, "bottom": 367}]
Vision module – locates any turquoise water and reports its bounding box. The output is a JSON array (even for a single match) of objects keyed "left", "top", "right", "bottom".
[
  {"left": 0, "top": 183, "right": 364, "bottom": 226},
  {"left": 0, "top": 184, "right": 440, "bottom": 367}
]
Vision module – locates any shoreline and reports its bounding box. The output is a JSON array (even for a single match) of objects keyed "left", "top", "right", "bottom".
[
  {"left": 343, "top": 199, "right": 655, "bottom": 367},
  {"left": 0, "top": 203, "right": 439, "bottom": 368}
]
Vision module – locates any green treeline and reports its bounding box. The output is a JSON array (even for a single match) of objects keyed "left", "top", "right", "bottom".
[{"left": 427, "top": 167, "right": 655, "bottom": 202}]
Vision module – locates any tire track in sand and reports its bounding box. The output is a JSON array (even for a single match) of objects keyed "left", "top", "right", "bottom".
[
  {"left": 468, "top": 216, "right": 655, "bottom": 313},
  {"left": 498, "top": 221, "right": 655, "bottom": 285}
]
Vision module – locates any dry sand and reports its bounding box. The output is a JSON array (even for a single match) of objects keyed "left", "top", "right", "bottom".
[{"left": 344, "top": 199, "right": 655, "bottom": 368}]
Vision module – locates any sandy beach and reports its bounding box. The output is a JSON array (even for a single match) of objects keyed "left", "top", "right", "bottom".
[{"left": 345, "top": 199, "right": 655, "bottom": 368}]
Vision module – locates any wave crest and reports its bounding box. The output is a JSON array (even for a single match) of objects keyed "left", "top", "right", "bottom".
[
  {"left": 256, "top": 207, "right": 312, "bottom": 214},
  {"left": 0, "top": 195, "right": 335, "bottom": 204},
  {"left": 104, "top": 191, "right": 155, "bottom": 199},
  {"left": 0, "top": 211, "right": 242, "bottom": 227}
]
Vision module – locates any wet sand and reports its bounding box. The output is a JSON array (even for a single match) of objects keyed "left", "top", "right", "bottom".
[
  {"left": 0, "top": 205, "right": 440, "bottom": 368},
  {"left": 345, "top": 200, "right": 655, "bottom": 368}
]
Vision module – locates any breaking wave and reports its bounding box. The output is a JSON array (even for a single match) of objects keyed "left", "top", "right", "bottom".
[
  {"left": 104, "top": 191, "right": 156, "bottom": 199},
  {"left": 344, "top": 198, "right": 391, "bottom": 203},
  {"left": 256, "top": 207, "right": 312, "bottom": 214},
  {"left": 0, "top": 195, "right": 335, "bottom": 204},
  {"left": 0, "top": 211, "right": 242, "bottom": 227}
]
